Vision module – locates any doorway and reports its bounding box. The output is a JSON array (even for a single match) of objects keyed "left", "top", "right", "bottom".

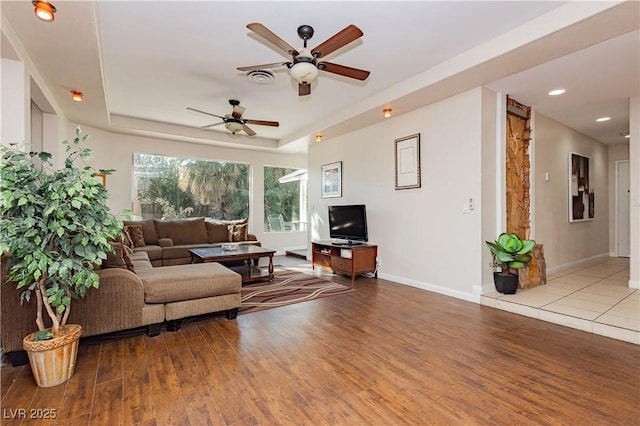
[{"left": 616, "top": 161, "right": 630, "bottom": 257}]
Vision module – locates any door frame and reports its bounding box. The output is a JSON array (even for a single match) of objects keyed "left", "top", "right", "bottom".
[{"left": 615, "top": 160, "right": 630, "bottom": 257}]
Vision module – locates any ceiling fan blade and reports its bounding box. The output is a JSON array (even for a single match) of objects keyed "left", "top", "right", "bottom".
[
  {"left": 311, "top": 25, "right": 363, "bottom": 58},
  {"left": 200, "top": 122, "right": 225, "bottom": 129},
  {"left": 319, "top": 62, "right": 370, "bottom": 81},
  {"left": 299, "top": 82, "right": 311, "bottom": 96},
  {"left": 247, "top": 23, "right": 299, "bottom": 57},
  {"left": 187, "top": 107, "right": 225, "bottom": 120},
  {"left": 245, "top": 119, "right": 279, "bottom": 127},
  {"left": 242, "top": 124, "right": 257, "bottom": 137},
  {"left": 232, "top": 105, "right": 246, "bottom": 119},
  {"left": 237, "top": 62, "right": 288, "bottom": 72}
]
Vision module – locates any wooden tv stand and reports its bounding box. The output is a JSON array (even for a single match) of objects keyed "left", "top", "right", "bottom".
[{"left": 311, "top": 241, "right": 378, "bottom": 282}]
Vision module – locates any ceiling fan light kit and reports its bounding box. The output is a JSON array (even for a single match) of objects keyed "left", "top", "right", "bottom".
[
  {"left": 290, "top": 60, "right": 319, "bottom": 84},
  {"left": 225, "top": 121, "right": 244, "bottom": 134},
  {"left": 239, "top": 23, "right": 370, "bottom": 96}
]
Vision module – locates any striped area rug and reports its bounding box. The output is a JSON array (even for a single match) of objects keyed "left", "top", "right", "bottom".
[{"left": 239, "top": 270, "right": 355, "bottom": 314}]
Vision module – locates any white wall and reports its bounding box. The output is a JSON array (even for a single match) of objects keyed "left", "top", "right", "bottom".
[
  {"left": 69, "top": 123, "right": 308, "bottom": 254},
  {"left": 309, "top": 88, "right": 496, "bottom": 301},
  {"left": 1, "top": 58, "right": 27, "bottom": 145},
  {"left": 534, "top": 114, "right": 610, "bottom": 271}
]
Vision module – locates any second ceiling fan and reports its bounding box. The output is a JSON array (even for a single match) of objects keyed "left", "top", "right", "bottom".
[
  {"left": 238, "top": 23, "right": 370, "bottom": 96},
  {"left": 187, "top": 99, "right": 279, "bottom": 136}
]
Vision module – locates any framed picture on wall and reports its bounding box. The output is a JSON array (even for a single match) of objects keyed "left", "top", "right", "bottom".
[
  {"left": 321, "top": 161, "right": 342, "bottom": 198},
  {"left": 395, "top": 133, "right": 421, "bottom": 190},
  {"left": 92, "top": 172, "right": 106, "bottom": 186},
  {"left": 568, "top": 152, "right": 594, "bottom": 222}
]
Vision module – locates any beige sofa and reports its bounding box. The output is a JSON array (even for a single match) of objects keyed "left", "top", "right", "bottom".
[
  {"left": 123, "top": 217, "right": 259, "bottom": 266},
  {"left": 1, "top": 244, "right": 242, "bottom": 366}
]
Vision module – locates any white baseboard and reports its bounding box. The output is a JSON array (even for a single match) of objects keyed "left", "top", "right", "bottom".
[
  {"left": 630, "top": 280, "right": 640, "bottom": 289},
  {"left": 546, "top": 252, "right": 611, "bottom": 275},
  {"left": 378, "top": 272, "right": 480, "bottom": 304}
]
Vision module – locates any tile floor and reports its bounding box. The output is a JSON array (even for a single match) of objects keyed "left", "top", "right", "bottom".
[{"left": 481, "top": 257, "right": 639, "bottom": 344}]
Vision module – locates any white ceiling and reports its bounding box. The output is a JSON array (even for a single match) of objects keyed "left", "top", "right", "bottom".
[{"left": 2, "top": 1, "right": 638, "bottom": 152}]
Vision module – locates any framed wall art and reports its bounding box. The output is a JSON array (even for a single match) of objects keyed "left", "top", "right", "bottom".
[
  {"left": 568, "top": 152, "right": 594, "bottom": 222},
  {"left": 93, "top": 172, "right": 106, "bottom": 186},
  {"left": 321, "top": 161, "right": 342, "bottom": 198},
  {"left": 395, "top": 133, "right": 421, "bottom": 190}
]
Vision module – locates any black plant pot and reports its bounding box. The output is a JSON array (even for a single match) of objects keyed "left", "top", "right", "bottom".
[{"left": 493, "top": 272, "right": 518, "bottom": 294}]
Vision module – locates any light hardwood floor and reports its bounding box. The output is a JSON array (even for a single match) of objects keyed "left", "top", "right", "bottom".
[{"left": 1, "top": 256, "right": 639, "bottom": 425}]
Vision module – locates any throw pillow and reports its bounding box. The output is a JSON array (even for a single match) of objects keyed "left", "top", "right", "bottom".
[
  {"left": 123, "top": 219, "right": 158, "bottom": 245},
  {"left": 103, "top": 242, "right": 127, "bottom": 269},
  {"left": 154, "top": 217, "right": 208, "bottom": 245},
  {"left": 227, "top": 223, "right": 248, "bottom": 242},
  {"left": 205, "top": 221, "right": 230, "bottom": 243},
  {"left": 124, "top": 225, "right": 146, "bottom": 248},
  {"left": 118, "top": 229, "right": 133, "bottom": 248},
  {"left": 123, "top": 250, "right": 135, "bottom": 273}
]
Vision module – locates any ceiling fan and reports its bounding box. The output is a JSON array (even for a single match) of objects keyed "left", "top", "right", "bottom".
[
  {"left": 238, "top": 23, "right": 370, "bottom": 96},
  {"left": 186, "top": 99, "right": 279, "bottom": 136}
]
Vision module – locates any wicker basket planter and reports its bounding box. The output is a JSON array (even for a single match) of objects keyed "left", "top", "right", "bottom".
[{"left": 23, "top": 324, "right": 82, "bottom": 388}]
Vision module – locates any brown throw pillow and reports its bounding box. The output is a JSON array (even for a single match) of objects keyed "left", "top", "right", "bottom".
[
  {"left": 123, "top": 250, "right": 135, "bottom": 273},
  {"left": 124, "top": 225, "right": 146, "bottom": 248},
  {"left": 228, "top": 223, "right": 248, "bottom": 242},
  {"left": 103, "top": 242, "right": 127, "bottom": 269},
  {"left": 154, "top": 217, "right": 208, "bottom": 245},
  {"left": 205, "top": 221, "right": 230, "bottom": 243},
  {"left": 118, "top": 230, "right": 133, "bottom": 248}
]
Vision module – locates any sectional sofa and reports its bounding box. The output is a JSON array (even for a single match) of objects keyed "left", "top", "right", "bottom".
[
  {"left": 123, "top": 217, "right": 259, "bottom": 266},
  {"left": 1, "top": 217, "right": 259, "bottom": 366}
]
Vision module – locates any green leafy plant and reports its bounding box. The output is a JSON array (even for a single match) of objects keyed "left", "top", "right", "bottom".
[
  {"left": 0, "top": 127, "right": 122, "bottom": 340},
  {"left": 486, "top": 233, "right": 536, "bottom": 275}
]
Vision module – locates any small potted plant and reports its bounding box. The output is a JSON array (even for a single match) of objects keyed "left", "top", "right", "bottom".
[
  {"left": 485, "top": 233, "right": 535, "bottom": 294},
  {"left": 0, "top": 127, "right": 122, "bottom": 387}
]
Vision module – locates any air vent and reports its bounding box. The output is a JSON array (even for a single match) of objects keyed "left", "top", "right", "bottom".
[{"left": 246, "top": 70, "right": 276, "bottom": 85}]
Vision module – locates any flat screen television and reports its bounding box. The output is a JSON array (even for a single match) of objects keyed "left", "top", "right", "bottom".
[{"left": 328, "top": 204, "right": 368, "bottom": 245}]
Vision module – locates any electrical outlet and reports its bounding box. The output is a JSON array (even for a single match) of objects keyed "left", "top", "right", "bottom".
[{"left": 376, "top": 257, "right": 381, "bottom": 266}]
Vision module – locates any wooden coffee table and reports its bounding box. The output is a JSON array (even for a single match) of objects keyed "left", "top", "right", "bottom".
[{"left": 189, "top": 246, "right": 276, "bottom": 284}]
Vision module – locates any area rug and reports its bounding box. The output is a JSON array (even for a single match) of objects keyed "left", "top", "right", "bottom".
[{"left": 239, "top": 270, "right": 355, "bottom": 314}]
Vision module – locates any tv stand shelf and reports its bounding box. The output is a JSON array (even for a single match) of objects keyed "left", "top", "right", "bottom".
[{"left": 311, "top": 241, "right": 378, "bottom": 282}]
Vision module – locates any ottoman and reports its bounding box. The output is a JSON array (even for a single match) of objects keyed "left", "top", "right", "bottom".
[{"left": 136, "top": 262, "right": 242, "bottom": 328}]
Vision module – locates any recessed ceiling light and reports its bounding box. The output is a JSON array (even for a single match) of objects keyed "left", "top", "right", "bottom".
[
  {"left": 548, "top": 89, "right": 565, "bottom": 96},
  {"left": 596, "top": 117, "right": 610, "bottom": 122},
  {"left": 71, "top": 91, "right": 83, "bottom": 102},
  {"left": 33, "top": 1, "right": 56, "bottom": 22}
]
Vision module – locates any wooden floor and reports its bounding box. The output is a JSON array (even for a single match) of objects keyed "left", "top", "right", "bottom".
[{"left": 2, "top": 260, "right": 639, "bottom": 425}]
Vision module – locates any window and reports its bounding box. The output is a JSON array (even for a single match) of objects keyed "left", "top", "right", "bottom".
[
  {"left": 133, "top": 153, "right": 250, "bottom": 220},
  {"left": 264, "top": 166, "right": 307, "bottom": 232}
]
